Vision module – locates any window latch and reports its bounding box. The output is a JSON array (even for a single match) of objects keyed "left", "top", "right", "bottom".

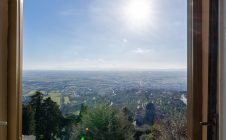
[
  {"left": 200, "top": 113, "right": 218, "bottom": 127},
  {"left": 200, "top": 121, "right": 209, "bottom": 126},
  {"left": 0, "top": 121, "right": 7, "bottom": 127}
]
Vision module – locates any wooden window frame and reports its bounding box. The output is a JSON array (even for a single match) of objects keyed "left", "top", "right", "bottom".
[
  {"left": 7, "top": 0, "right": 23, "bottom": 139},
  {"left": 188, "top": 0, "right": 220, "bottom": 140},
  {"left": 219, "top": 0, "right": 225, "bottom": 139},
  {"left": 208, "top": 0, "right": 219, "bottom": 139},
  {"left": 187, "top": 0, "right": 204, "bottom": 139}
]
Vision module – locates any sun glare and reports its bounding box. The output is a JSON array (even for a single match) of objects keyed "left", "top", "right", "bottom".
[{"left": 123, "top": 0, "right": 153, "bottom": 30}]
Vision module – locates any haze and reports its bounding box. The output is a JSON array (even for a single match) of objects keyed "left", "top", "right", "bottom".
[{"left": 23, "top": 0, "right": 187, "bottom": 70}]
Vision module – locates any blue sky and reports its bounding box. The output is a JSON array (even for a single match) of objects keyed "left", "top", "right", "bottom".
[{"left": 23, "top": 0, "right": 187, "bottom": 70}]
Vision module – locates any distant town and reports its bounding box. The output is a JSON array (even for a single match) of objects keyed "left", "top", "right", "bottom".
[{"left": 22, "top": 70, "right": 187, "bottom": 139}]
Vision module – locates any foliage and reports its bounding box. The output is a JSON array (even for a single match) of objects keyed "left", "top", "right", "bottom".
[
  {"left": 22, "top": 104, "right": 35, "bottom": 135},
  {"left": 73, "top": 104, "right": 135, "bottom": 140},
  {"left": 121, "top": 107, "right": 134, "bottom": 123},
  {"left": 40, "top": 97, "right": 63, "bottom": 140},
  {"left": 27, "top": 92, "right": 63, "bottom": 140},
  {"left": 139, "top": 134, "right": 154, "bottom": 140},
  {"left": 30, "top": 91, "right": 44, "bottom": 139},
  {"left": 23, "top": 91, "right": 187, "bottom": 140},
  {"left": 78, "top": 103, "right": 87, "bottom": 121},
  {"left": 151, "top": 112, "right": 187, "bottom": 140},
  {"left": 134, "top": 126, "right": 152, "bottom": 140},
  {"left": 60, "top": 114, "right": 80, "bottom": 139}
]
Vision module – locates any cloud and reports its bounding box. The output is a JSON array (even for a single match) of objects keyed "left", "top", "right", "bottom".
[
  {"left": 131, "top": 48, "right": 151, "bottom": 54},
  {"left": 123, "top": 38, "right": 128, "bottom": 43},
  {"left": 24, "top": 0, "right": 187, "bottom": 71}
]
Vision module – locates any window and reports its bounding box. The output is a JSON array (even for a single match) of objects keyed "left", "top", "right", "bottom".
[
  {"left": 22, "top": 0, "right": 188, "bottom": 139},
  {"left": 1, "top": 0, "right": 221, "bottom": 139}
]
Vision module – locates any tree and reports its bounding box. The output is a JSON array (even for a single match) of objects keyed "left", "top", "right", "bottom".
[
  {"left": 151, "top": 112, "right": 187, "bottom": 140},
  {"left": 29, "top": 91, "right": 43, "bottom": 140},
  {"left": 144, "top": 103, "right": 155, "bottom": 125},
  {"left": 78, "top": 103, "right": 87, "bottom": 121},
  {"left": 22, "top": 104, "right": 35, "bottom": 135},
  {"left": 28, "top": 92, "right": 63, "bottom": 140},
  {"left": 41, "top": 97, "right": 63, "bottom": 140},
  {"left": 60, "top": 104, "right": 88, "bottom": 140},
  {"left": 121, "top": 107, "right": 134, "bottom": 123},
  {"left": 61, "top": 114, "right": 79, "bottom": 140},
  {"left": 30, "top": 91, "right": 44, "bottom": 139},
  {"left": 74, "top": 104, "right": 135, "bottom": 140},
  {"left": 30, "top": 91, "right": 43, "bottom": 109}
]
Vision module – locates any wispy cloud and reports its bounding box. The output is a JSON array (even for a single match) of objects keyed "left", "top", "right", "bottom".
[
  {"left": 23, "top": 0, "right": 187, "bottom": 70},
  {"left": 131, "top": 48, "right": 151, "bottom": 54},
  {"left": 123, "top": 38, "right": 128, "bottom": 43}
]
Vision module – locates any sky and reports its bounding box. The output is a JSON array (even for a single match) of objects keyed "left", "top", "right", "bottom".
[{"left": 23, "top": 0, "right": 187, "bottom": 70}]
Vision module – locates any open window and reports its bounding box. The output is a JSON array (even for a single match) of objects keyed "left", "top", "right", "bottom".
[
  {"left": 0, "top": 0, "right": 223, "bottom": 140},
  {"left": 22, "top": 0, "right": 188, "bottom": 139}
]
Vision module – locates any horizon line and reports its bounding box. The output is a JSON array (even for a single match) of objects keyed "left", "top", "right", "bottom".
[{"left": 23, "top": 68, "right": 187, "bottom": 71}]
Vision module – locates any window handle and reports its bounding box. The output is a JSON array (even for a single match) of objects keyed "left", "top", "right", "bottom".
[
  {"left": 0, "top": 121, "right": 7, "bottom": 127},
  {"left": 200, "top": 122, "right": 209, "bottom": 126},
  {"left": 200, "top": 114, "right": 218, "bottom": 127}
]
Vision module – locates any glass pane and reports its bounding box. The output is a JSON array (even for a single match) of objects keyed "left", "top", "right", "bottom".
[{"left": 22, "top": 0, "right": 187, "bottom": 139}]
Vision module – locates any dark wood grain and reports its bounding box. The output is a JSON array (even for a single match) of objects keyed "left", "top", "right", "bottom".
[
  {"left": 208, "top": 0, "right": 219, "bottom": 139},
  {"left": 187, "top": 0, "right": 203, "bottom": 139}
]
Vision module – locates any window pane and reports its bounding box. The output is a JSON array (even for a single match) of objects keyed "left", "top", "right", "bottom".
[{"left": 23, "top": 0, "right": 187, "bottom": 139}]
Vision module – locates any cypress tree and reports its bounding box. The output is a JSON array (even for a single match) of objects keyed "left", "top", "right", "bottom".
[
  {"left": 22, "top": 104, "right": 35, "bottom": 135},
  {"left": 30, "top": 91, "right": 44, "bottom": 139}
]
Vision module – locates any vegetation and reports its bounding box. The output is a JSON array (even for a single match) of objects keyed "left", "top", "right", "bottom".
[
  {"left": 23, "top": 92, "right": 63, "bottom": 140},
  {"left": 72, "top": 104, "right": 135, "bottom": 140},
  {"left": 22, "top": 104, "right": 35, "bottom": 135},
  {"left": 23, "top": 91, "right": 187, "bottom": 140},
  {"left": 22, "top": 71, "right": 187, "bottom": 140}
]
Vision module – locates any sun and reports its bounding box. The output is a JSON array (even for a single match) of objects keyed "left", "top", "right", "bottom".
[{"left": 122, "top": 0, "right": 153, "bottom": 30}]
